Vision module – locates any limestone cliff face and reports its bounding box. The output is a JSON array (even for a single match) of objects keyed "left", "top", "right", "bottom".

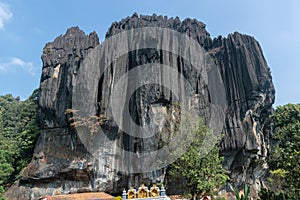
[
  {"left": 6, "top": 14, "right": 275, "bottom": 199},
  {"left": 211, "top": 33, "right": 275, "bottom": 197}
]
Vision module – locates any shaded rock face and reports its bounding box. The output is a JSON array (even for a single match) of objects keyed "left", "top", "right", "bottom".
[{"left": 5, "top": 14, "right": 275, "bottom": 199}]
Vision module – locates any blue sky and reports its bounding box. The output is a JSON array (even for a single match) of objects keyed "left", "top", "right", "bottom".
[{"left": 0, "top": 0, "right": 299, "bottom": 106}]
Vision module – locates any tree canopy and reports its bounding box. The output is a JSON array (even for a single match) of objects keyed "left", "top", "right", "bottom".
[
  {"left": 262, "top": 103, "right": 300, "bottom": 199},
  {"left": 169, "top": 119, "right": 228, "bottom": 199},
  {"left": 0, "top": 89, "right": 40, "bottom": 198}
]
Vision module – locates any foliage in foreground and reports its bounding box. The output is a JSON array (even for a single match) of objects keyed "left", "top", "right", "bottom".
[
  {"left": 229, "top": 183, "right": 250, "bottom": 200},
  {"left": 259, "top": 187, "right": 287, "bottom": 200},
  {"left": 0, "top": 89, "right": 40, "bottom": 197},
  {"left": 169, "top": 118, "right": 228, "bottom": 200},
  {"left": 261, "top": 103, "right": 300, "bottom": 199}
]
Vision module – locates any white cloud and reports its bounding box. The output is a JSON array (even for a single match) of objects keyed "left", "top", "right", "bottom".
[
  {"left": 0, "top": 57, "right": 36, "bottom": 75},
  {"left": 0, "top": 1, "right": 13, "bottom": 29}
]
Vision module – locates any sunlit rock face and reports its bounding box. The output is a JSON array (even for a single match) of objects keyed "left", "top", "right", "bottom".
[{"left": 6, "top": 13, "right": 274, "bottom": 200}]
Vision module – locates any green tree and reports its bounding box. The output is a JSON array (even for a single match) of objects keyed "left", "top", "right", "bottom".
[
  {"left": 169, "top": 119, "right": 228, "bottom": 200},
  {"left": 266, "top": 103, "right": 300, "bottom": 199},
  {"left": 0, "top": 89, "right": 40, "bottom": 197},
  {"left": 0, "top": 108, "right": 3, "bottom": 133}
]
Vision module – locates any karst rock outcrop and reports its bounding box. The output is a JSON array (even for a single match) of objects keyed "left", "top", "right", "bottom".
[{"left": 6, "top": 13, "right": 275, "bottom": 199}]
